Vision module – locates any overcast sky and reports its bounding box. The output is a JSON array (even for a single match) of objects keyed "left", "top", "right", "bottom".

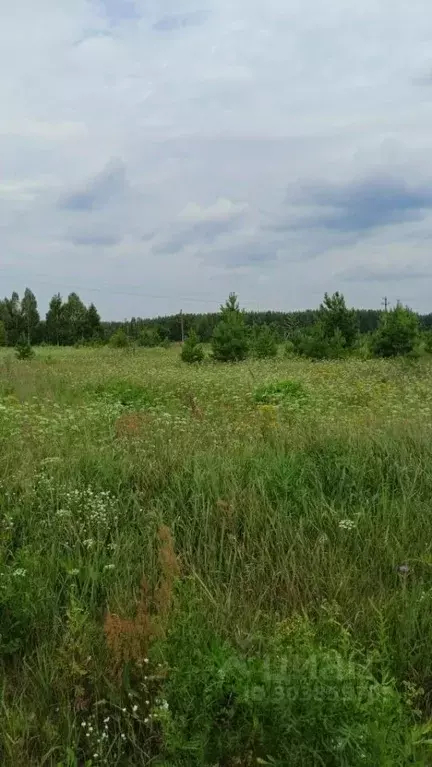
[{"left": 2, "top": 0, "right": 432, "bottom": 318}]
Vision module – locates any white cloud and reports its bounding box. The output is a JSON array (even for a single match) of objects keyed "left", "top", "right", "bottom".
[
  {"left": 178, "top": 198, "right": 248, "bottom": 222},
  {"left": 1, "top": 0, "right": 432, "bottom": 317}
]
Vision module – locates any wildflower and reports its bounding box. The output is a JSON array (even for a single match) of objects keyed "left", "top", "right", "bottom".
[
  {"left": 67, "top": 568, "right": 80, "bottom": 576},
  {"left": 132, "top": 704, "right": 138, "bottom": 713},
  {"left": 397, "top": 564, "right": 410, "bottom": 575},
  {"left": 103, "top": 563, "right": 115, "bottom": 571},
  {"left": 338, "top": 519, "right": 356, "bottom": 531},
  {"left": 13, "top": 568, "right": 27, "bottom": 577},
  {"left": 83, "top": 538, "right": 95, "bottom": 549}
]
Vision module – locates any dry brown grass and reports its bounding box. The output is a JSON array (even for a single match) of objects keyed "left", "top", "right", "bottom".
[{"left": 104, "top": 526, "right": 180, "bottom": 673}]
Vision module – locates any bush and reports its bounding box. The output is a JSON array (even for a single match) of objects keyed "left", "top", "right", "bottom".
[
  {"left": 15, "top": 339, "right": 35, "bottom": 360},
  {"left": 0, "top": 320, "right": 6, "bottom": 347},
  {"left": 284, "top": 339, "right": 295, "bottom": 357},
  {"left": 372, "top": 304, "right": 419, "bottom": 358},
  {"left": 423, "top": 330, "right": 432, "bottom": 355},
  {"left": 293, "top": 324, "right": 347, "bottom": 360},
  {"left": 250, "top": 324, "right": 278, "bottom": 359},
  {"left": 181, "top": 331, "right": 205, "bottom": 364},
  {"left": 109, "top": 329, "right": 129, "bottom": 348},
  {"left": 158, "top": 615, "right": 414, "bottom": 766},
  {"left": 137, "top": 327, "right": 161, "bottom": 348}
]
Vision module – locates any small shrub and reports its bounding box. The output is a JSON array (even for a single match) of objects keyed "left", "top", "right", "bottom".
[
  {"left": 15, "top": 339, "right": 35, "bottom": 360},
  {"left": 137, "top": 327, "right": 161, "bottom": 348},
  {"left": 284, "top": 339, "right": 295, "bottom": 357},
  {"left": 293, "top": 325, "right": 347, "bottom": 360},
  {"left": 422, "top": 330, "right": 432, "bottom": 355},
  {"left": 109, "top": 329, "right": 129, "bottom": 348},
  {"left": 372, "top": 304, "right": 419, "bottom": 357},
  {"left": 254, "top": 379, "right": 308, "bottom": 405},
  {"left": 181, "top": 331, "right": 205, "bottom": 364},
  {"left": 250, "top": 324, "right": 278, "bottom": 359}
]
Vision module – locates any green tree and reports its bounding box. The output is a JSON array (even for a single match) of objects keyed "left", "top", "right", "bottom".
[
  {"left": 372, "top": 302, "right": 419, "bottom": 357},
  {"left": 251, "top": 324, "right": 278, "bottom": 359},
  {"left": 319, "top": 291, "right": 358, "bottom": 350},
  {"left": 211, "top": 293, "right": 249, "bottom": 362},
  {"left": 181, "top": 330, "right": 205, "bottom": 363},
  {"left": 1, "top": 291, "right": 23, "bottom": 346},
  {"left": 62, "top": 293, "right": 87, "bottom": 345},
  {"left": 45, "top": 294, "right": 65, "bottom": 345},
  {"left": 20, "top": 288, "right": 40, "bottom": 343},
  {"left": 84, "top": 303, "right": 102, "bottom": 340},
  {"left": 0, "top": 319, "right": 6, "bottom": 346}
]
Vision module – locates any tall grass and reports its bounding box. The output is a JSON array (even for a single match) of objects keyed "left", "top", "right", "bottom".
[{"left": 1, "top": 347, "right": 432, "bottom": 764}]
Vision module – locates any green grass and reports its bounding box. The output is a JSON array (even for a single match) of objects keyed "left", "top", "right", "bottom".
[{"left": 2, "top": 346, "right": 432, "bottom": 764}]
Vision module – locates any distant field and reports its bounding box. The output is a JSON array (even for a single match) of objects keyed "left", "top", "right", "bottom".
[{"left": 2, "top": 346, "right": 432, "bottom": 765}]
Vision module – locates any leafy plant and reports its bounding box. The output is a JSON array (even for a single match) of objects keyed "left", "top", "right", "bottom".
[
  {"left": 158, "top": 614, "right": 414, "bottom": 766},
  {"left": 254, "top": 379, "right": 308, "bottom": 405},
  {"left": 92, "top": 380, "right": 154, "bottom": 408}
]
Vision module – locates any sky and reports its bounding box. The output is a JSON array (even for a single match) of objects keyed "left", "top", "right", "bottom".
[{"left": 2, "top": 0, "right": 432, "bottom": 319}]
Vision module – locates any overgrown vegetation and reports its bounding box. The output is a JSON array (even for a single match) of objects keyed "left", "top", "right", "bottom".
[
  {"left": 3, "top": 287, "right": 432, "bottom": 365},
  {"left": 1, "top": 345, "right": 432, "bottom": 763}
]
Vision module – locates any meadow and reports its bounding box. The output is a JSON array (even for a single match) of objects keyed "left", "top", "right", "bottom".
[{"left": 2, "top": 345, "right": 432, "bottom": 764}]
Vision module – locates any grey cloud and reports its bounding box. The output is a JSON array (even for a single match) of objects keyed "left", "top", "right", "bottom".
[
  {"left": 59, "top": 160, "right": 128, "bottom": 212},
  {"left": 296, "top": 175, "right": 432, "bottom": 233},
  {"left": 99, "top": 0, "right": 140, "bottom": 23},
  {"left": 153, "top": 218, "right": 240, "bottom": 254},
  {"left": 340, "top": 265, "right": 431, "bottom": 283},
  {"left": 153, "top": 201, "right": 247, "bottom": 254},
  {"left": 153, "top": 11, "right": 210, "bottom": 32},
  {"left": 266, "top": 175, "right": 432, "bottom": 245},
  {"left": 203, "top": 236, "right": 281, "bottom": 269},
  {"left": 69, "top": 232, "right": 122, "bottom": 246}
]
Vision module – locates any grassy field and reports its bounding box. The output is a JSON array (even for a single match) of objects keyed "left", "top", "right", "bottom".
[{"left": 2, "top": 345, "right": 432, "bottom": 765}]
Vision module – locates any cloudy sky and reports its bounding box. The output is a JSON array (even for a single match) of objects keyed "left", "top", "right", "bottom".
[{"left": 2, "top": 0, "right": 432, "bottom": 318}]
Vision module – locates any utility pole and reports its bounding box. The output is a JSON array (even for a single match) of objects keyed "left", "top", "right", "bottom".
[
  {"left": 382, "top": 296, "right": 388, "bottom": 313},
  {"left": 180, "top": 310, "right": 185, "bottom": 343}
]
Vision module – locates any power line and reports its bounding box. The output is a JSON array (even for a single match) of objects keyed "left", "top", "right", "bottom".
[{"left": 0, "top": 267, "right": 267, "bottom": 311}]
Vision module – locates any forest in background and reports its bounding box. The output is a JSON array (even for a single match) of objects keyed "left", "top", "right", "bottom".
[{"left": 2, "top": 287, "right": 432, "bottom": 347}]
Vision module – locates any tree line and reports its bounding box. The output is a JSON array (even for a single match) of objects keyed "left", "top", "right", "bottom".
[
  {"left": 0, "top": 290, "right": 102, "bottom": 347},
  {"left": 1, "top": 287, "right": 432, "bottom": 349}
]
